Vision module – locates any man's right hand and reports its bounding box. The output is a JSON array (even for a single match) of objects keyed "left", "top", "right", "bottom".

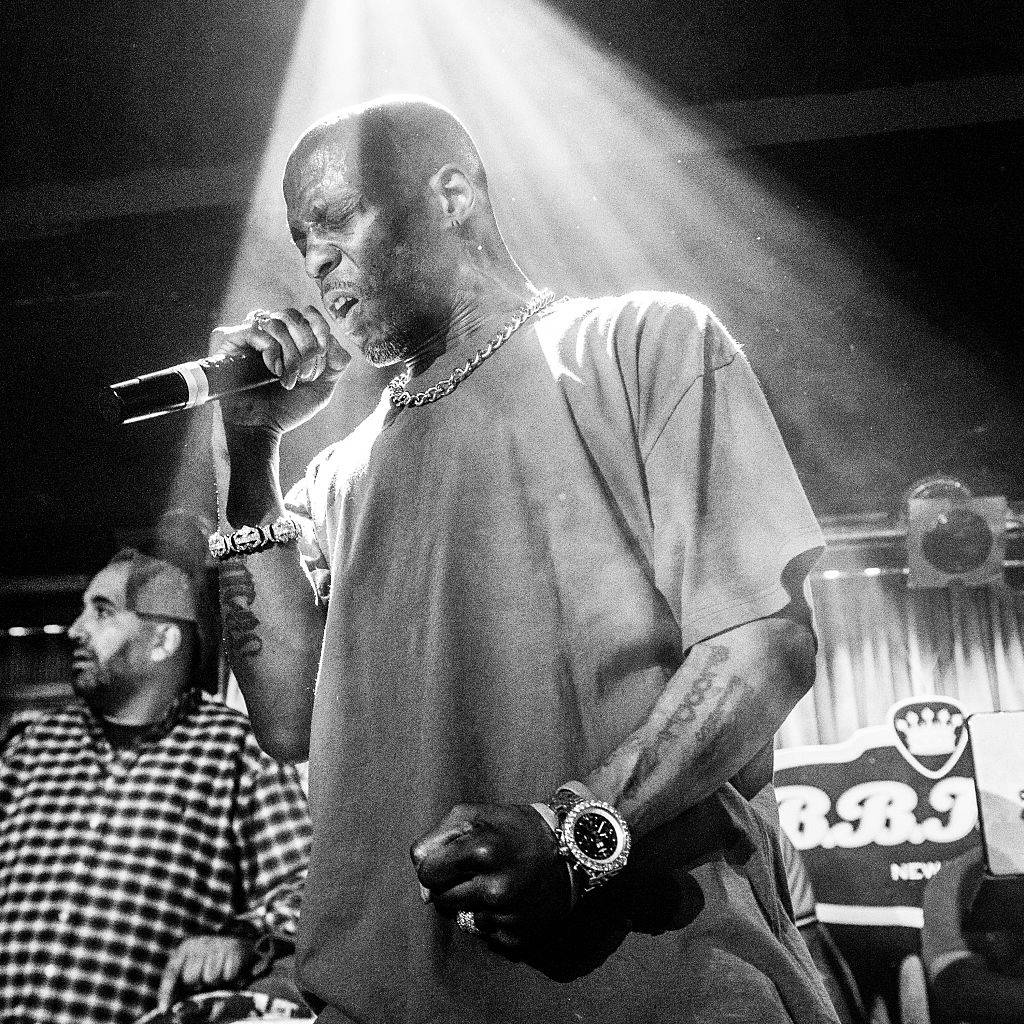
[{"left": 210, "top": 305, "right": 350, "bottom": 437}]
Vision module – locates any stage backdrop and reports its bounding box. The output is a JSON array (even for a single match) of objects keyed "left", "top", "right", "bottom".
[
  {"left": 779, "top": 572, "right": 1024, "bottom": 750},
  {"left": 774, "top": 538, "right": 1024, "bottom": 952},
  {"left": 777, "top": 694, "right": 978, "bottom": 946}
]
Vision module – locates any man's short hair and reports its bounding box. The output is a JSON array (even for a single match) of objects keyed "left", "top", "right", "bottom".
[{"left": 106, "top": 511, "right": 219, "bottom": 693}]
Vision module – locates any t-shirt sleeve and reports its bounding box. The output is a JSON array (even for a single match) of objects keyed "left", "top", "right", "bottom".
[
  {"left": 631, "top": 295, "right": 824, "bottom": 651},
  {"left": 284, "top": 465, "right": 333, "bottom": 607}
]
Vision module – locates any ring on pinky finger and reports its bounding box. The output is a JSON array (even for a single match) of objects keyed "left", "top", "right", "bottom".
[
  {"left": 456, "top": 910, "right": 482, "bottom": 937},
  {"left": 298, "top": 358, "right": 323, "bottom": 383}
]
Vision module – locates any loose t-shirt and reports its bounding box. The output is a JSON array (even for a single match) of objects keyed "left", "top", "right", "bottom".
[{"left": 288, "top": 292, "right": 833, "bottom": 1023}]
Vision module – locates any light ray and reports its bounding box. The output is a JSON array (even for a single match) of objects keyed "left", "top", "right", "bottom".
[{"left": 162, "top": 1, "right": 932, "bottom": 735}]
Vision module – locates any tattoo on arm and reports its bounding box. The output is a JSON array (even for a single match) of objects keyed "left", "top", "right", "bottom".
[
  {"left": 620, "top": 645, "right": 730, "bottom": 800},
  {"left": 219, "top": 561, "right": 264, "bottom": 663},
  {"left": 688, "top": 674, "right": 757, "bottom": 779}
]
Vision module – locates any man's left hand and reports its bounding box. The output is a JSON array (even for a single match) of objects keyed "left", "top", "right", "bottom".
[
  {"left": 411, "top": 803, "right": 571, "bottom": 959},
  {"left": 157, "top": 934, "right": 255, "bottom": 1009}
]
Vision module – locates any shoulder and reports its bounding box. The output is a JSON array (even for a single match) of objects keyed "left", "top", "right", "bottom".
[
  {"left": 557, "top": 291, "right": 741, "bottom": 386},
  {"left": 2, "top": 709, "right": 44, "bottom": 754},
  {"left": 584, "top": 290, "right": 710, "bottom": 329},
  {"left": 187, "top": 696, "right": 304, "bottom": 777},
  {"left": 544, "top": 292, "right": 745, "bottom": 443},
  {"left": 583, "top": 290, "right": 726, "bottom": 343},
  {"left": 183, "top": 694, "right": 256, "bottom": 745},
  {"left": 2, "top": 704, "right": 83, "bottom": 759}
]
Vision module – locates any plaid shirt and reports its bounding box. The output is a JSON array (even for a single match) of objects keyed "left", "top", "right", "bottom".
[{"left": 0, "top": 691, "right": 310, "bottom": 1024}]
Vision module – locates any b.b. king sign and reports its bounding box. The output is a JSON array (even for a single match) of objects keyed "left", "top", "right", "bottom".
[{"left": 776, "top": 696, "right": 980, "bottom": 938}]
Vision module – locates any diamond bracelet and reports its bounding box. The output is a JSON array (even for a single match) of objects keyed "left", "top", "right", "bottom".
[{"left": 208, "top": 516, "right": 301, "bottom": 561}]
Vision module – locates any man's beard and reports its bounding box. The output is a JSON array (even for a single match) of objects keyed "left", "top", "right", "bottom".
[
  {"left": 363, "top": 332, "right": 410, "bottom": 368},
  {"left": 70, "top": 650, "right": 131, "bottom": 708},
  {"left": 356, "top": 237, "right": 447, "bottom": 368},
  {"left": 70, "top": 661, "right": 106, "bottom": 701}
]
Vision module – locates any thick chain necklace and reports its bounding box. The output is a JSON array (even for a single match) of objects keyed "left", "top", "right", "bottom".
[{"left": 387, "top": 289, "right": 557, "bottom": 408}]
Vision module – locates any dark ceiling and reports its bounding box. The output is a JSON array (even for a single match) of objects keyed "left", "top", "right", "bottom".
[{"left": 3, "top": 0, "right": 1024, "bottom": 577}]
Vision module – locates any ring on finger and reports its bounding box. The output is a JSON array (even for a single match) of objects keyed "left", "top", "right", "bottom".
[
  {"left": 298, "top": 357, "right": 322, "bottom": 383},
  {"left": 456, "top": 910, "right": 482, "bottom": 937},
  {"left": 250, "top": 310, "right": 274, "bottom": 331}
]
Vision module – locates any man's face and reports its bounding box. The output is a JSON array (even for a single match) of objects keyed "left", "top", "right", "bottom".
[
  {"left": 284, "top": 138, "right": 448, "bottom": 367},
  {"left": 68, "top": 562, "right": 156, "bottom": 706}
]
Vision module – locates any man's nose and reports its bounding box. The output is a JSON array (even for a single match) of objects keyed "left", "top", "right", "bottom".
[
  {"left": 304, "top": 241, "right": 342, "bottom": 282},
  {"left": 68, "top": 614, "right": 85, "bottom": 643}
]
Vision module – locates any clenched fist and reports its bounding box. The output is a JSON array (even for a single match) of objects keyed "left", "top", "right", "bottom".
[{"left": 411, "top": 803, "right": 572, "bottom": 960}]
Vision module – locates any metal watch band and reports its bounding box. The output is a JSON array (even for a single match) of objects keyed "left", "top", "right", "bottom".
[
  {"left": 550, "top": 780, "right": 593, "bottom": 821},
  {"left": 549, "top": 781, "right": 631, "bottom": 895}
]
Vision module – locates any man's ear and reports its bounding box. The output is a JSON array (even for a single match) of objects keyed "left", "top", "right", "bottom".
[
  {"left": 429, "top": 164, "right": 475, "bottom": 228},
  {"left": 150, "top": 622, "right": 183, "bottom": 663}
]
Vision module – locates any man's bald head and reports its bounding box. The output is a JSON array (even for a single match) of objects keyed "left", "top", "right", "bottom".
[
  {"left": 282, "top": 96, "right": 526, "bottom": 370},
  {"left": 286, "top": 95, "right": 489, "bottom": 215}
]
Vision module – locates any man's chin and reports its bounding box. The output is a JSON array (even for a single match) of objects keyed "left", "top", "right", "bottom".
[
  {"left": 70, "top": 669, "right": 100, "bottom": 699},
  {"left": 362, "top": 339, "right": 408, "bottom": 369}
]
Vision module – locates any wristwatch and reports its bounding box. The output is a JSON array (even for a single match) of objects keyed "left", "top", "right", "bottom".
[{"left": 549, "top": 781, "right": 631, "bottom": 892}]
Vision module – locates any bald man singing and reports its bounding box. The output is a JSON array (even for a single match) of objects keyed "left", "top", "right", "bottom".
[{"left": 210, "top": 95, "right": 838, "bottom": 1023}]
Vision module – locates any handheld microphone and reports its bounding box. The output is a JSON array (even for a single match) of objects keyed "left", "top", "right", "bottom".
[{"left": 102, "top": 349, "right": 277, "bottom": 424}]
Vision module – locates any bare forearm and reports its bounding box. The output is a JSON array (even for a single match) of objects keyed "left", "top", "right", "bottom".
[
  {"left": 216, "top": 426, "right": 323, "bottom": 761},
  {"left": 587, "top": 616, "right": 816, "bottom": 836}
]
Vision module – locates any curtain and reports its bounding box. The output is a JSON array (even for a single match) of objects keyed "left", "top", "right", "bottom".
[{"left": 778, "top": 571, "right": 1024, "bottom": 748}]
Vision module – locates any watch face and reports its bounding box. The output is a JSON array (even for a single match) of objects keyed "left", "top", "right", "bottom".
[
  {"left": 574, "top": 809, "right": 621, "bottom": 861},
  {"left": 565, "top": 802, "right": 630, "bottom": 872}
]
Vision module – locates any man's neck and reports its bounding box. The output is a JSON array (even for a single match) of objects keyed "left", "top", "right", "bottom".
[
  {"left": 405, "top": 273, "right": 542, "bottom": 382},
  {"left": 98, "top": 675, "right": 189, "bottom": 727}
]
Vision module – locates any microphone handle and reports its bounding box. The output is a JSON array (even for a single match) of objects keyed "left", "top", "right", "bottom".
[{"left": 103, "top": 349, "right": 277, "bottom": 425}]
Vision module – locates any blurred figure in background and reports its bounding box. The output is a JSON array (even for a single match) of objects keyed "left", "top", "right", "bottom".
[
  {"left": 0, "top": 515, "right": 311, "bottom": 1024},
  {"left": 921, "top": 844, "right": 1024, "bottom": 1023},
  {"left": 779, "top": 830, "right": 868, "bottom": 1024}
]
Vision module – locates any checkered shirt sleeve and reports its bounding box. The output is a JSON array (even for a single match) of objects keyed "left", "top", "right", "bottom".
[
  {"left": 0, "top": 698, "right": 310, "bottom": 1024},
  {"left": 230, "top": 731, "right": 310, "bottom": 939}
]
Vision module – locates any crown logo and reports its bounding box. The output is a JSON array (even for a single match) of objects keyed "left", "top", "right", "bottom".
[
  {"left": 894, "top": 706, "right": 962, "bottom": 756},
  {"left": 890, "top": 697, "right": 969, "bottom": 779}
]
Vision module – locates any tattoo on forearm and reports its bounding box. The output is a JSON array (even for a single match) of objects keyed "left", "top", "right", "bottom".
[
  {"left": 219, "top": 562, "right": 264, "bottom": 663},
  {"left": 620, "top": 645, "right": 730, "bottom": 800},
  {"left": 688, "top": 674, "right": 754, "bottom": 778}
]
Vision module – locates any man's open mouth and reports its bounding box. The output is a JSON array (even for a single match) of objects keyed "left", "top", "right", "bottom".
[{"left": 329, "top": 295, "right": 358, "bottom": 321}]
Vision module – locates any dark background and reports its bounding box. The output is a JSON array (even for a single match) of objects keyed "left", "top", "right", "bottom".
[{"left": 3, "top": 0, "right": 1023, "bottom": 577}]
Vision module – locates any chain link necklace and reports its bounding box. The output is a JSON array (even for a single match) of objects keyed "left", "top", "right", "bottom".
[{"left": 387, "top": 289, "right": 558, "bottom": 409}]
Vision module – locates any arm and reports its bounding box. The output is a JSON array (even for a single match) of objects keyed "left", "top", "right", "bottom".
[
  {"left": 224, "top": 747, "right": 310, "bottom": 938},
  {"left": 920, "top": 850, "right": 1024, "bottom": 1024},
  {"left": 159, "top": 746, "right": 311, "bottom": 1006},
  {"left": 215, "top": 424, "right": 324, "bottom": 762},
  {"left": 587, "top": 607, "right": 816, "bottom": 835},
  {"left": 210, "top": 306, "right": 349, "bottom": 762},
  {"left": 413, "top": 605, "right": 816, "bottom": 956}
]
